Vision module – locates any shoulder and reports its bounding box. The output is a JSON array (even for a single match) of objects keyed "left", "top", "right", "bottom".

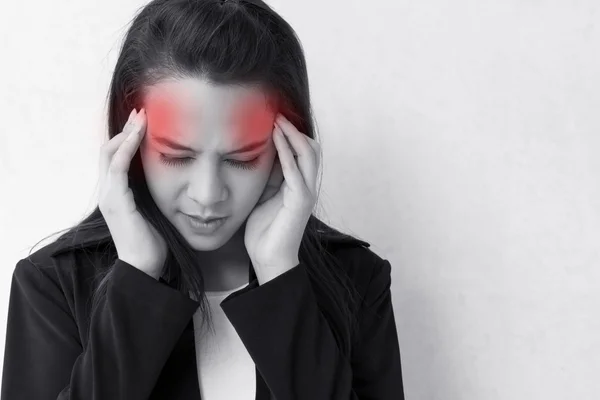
[
  {"left": 12, "top": 238, "right": 111, "bottom": 311},
  {"left": 326, "top": 242, "right": 392, "bottom": 305},
  {"left": 311, "top": 217, "right": 393, "bottom": 301}
]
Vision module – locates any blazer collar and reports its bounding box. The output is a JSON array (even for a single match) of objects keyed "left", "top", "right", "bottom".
[
  {"left": 49, "top": 217, "right": 370, "bottom": 259},
  {"left": 48, "top": 216, "right": 371, "bottom": 288}
]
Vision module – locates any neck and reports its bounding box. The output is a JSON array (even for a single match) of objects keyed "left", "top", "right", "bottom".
[{"left": 193, "top": 225, "right": 251, "bottom": 292}]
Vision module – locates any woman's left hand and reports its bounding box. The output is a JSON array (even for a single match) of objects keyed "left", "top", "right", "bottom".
[{"left": 244, "top": 113, "right": 321, "bottom": 285}]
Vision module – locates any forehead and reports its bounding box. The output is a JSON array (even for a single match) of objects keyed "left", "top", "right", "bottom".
[
  {"left": 141, "top": 78, "right": 275, "bottom": 117},
  {"left": 141, "top": 78, "right": 277, "bottom": 148}
]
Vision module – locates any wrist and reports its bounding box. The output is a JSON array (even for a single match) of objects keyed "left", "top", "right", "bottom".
[
  {"left": 120, "top": 257, "right": 162, "bottom": 281},
  {"left": 255, "top": 258, "right": 300, "bottom": 285}
]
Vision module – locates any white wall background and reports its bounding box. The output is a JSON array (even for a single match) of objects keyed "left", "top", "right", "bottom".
[{"left": 1, "top": 0, "right": 598, "bottom": 399}]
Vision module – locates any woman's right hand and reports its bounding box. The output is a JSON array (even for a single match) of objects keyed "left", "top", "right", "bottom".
[{"left": 98, "top": 108, "right": 168, "bottom": 280}]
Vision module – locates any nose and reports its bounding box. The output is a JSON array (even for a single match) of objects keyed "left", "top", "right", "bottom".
[{"left": 185, "top": 161, "right": 228, "bottom": 206}]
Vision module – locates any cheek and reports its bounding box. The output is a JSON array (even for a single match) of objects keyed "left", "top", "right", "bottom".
[
  {"left": 143, "top": 168, "right": 177, "bottom": 203},
  {"left": 231, "top": 167, "right": 269, "bottom": 197},
  {"left": 140, "top": 146, "right": 163, "bottom": 180},
  {"left": 140, "top": 147, "right": 177, "bottom": 199}
]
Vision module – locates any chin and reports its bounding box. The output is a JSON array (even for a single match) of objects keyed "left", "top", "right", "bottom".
[
  {"left": 182, "top": 230, "right": 228, "bottom": 250},
  {"left": 188, "top": 240, "right": 226, "bottom": 251}
]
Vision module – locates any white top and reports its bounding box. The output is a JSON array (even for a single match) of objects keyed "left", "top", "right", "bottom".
[{"left": 192, "top": 282, "right": 256, "bottom": 399}]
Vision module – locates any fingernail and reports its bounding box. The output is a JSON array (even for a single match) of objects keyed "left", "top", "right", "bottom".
[{"left": 128, "top": 109, "right": 137, "bottom": 120}]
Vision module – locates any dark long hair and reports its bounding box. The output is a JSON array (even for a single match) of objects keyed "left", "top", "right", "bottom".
[{"left": 28, "top": 0, "right": 368, "bottom": 357}]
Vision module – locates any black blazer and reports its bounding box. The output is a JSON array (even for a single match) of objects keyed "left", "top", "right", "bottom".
[{"left": 1, "top": 229, "right": 404, "bottom": 399}]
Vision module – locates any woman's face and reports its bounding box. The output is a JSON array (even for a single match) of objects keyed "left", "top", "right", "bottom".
[{"left": 139, "top": 77, "right": 280, "bottom": 251}]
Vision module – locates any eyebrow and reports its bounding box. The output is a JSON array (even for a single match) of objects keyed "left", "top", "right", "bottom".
[{"left": 152, "top": 136, "right": 269, "bottom": 155}]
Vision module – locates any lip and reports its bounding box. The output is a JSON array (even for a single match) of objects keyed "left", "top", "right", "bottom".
[
  {"left": 183, "top": 213, "right": 228, "bottom": 223},
  {"left": 182, "top": 213, "right": 228, "bottom": 235}
]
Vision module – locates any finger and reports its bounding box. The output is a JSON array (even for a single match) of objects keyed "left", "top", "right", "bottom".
[
  {"left": 303, "top": 135, "right": 321, "bottom": 169},
  {"left": 297, "top": 132, "right": 321, "bottom": 181},
  {"left": 108, "top": 109, "right": 147, "bottom": 194},
  {"left": 99, "top": 109, "right": 138, "bottom": 177},
  {"left": 273, "top": 124, "right": 305, "bottom": 193},
  {"left": 107, "top": 109, "right": 138, "bottom": 150},
  {"left": 302, "top": 135, "right": 321, "bottom": 193},
  {"left": 275, "top": 115, "right": 317, "bottom": 195}
]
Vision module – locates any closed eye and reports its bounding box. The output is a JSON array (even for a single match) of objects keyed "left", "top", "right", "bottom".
[{"left": 158, "top": 153, "right": 261, "bottom": 171}]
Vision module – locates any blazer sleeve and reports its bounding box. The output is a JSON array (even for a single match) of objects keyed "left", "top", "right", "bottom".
[
  {"left": 0, "top": 258, "right": 200, "bottom": 400},
  {"left": 220, "top": 257, "right": 404, "bottom": 399},
  {"left": 350, "top": 258, "right": 405, "bottom": 398}
]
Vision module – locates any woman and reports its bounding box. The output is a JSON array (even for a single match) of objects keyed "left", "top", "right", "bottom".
[{"left": 0, "top": 0, "right": 404, "bottom": 398}]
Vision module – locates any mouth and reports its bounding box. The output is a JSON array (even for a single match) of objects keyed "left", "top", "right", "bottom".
[
  {"left": 183, "top": 213, "right": 228, "bottom": 223},
  {"left": 181, "top": 211, "right": 227, "bottom": 223},
  {"left": 181, "top": 212, "right": 228, "bottom": 233}
]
